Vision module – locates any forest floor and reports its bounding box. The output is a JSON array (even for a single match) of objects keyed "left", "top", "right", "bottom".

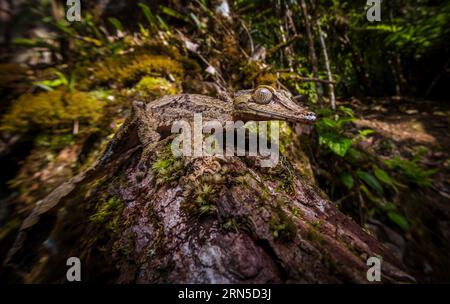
[{"left": 343, "top": 96, "right": 450, "bottom": 281}]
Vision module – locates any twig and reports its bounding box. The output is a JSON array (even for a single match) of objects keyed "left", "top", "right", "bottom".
[
  {"left": 266, "top": 34, "right": 302, "bottom": 57},
  {"left": 277, "top": 70, "right": 336, "bottom": 84},
  {"left": 239, "top": 19, "right": 254, "bottom": 56}
]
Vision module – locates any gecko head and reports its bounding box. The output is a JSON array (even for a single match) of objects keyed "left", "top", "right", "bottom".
[{"left": 233, "top": 85, "right": 316, "bottom": 124}]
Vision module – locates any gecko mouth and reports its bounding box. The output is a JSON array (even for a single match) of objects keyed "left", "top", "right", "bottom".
[{"left": 240, "top": 107, "right": 316, "bottom": 124}]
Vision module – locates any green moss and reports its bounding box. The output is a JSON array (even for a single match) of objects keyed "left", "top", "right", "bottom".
[
  {"left": 256, "top": 73, "right": 278, "bottom": 86},
  {"left": 223, "top": 218, "right": 239, "bottom": 232},
  {"left": 147, "top": 206, "right": 164, "bottom": 254},
  {"left": 136, "top": 76, "right": 178, "bottom": 97},
  {"left": 307, "top": 222, "right": 325, "bottom": 245},
  {"left": 289, "top": 205, "right": 304, "bottom": 219},
  {"left": 89, "top": 196, "right": 124, "bottom": 232},
  {"left": 267, "top": 159, "right": 295, "bottom": 194},
  {"left": 152, "top": 147, "right": 184, "bottom": 187},
  {"left": 193, "top": 183, "right": 219, "bottom": 216},
  {"left": 222, "top": 216, "right": 255, "bottom": 236},
  {"left": 181, "top": 170, "right": 228, "bottom": 219},
  {"left": 279, "top": 123, "right": 293, "bottom": 154},
  {"left": 91, "top": 54, "right": 184, "bottom": 87},
  {"left": 0, "top": 89, "right": 103, "bottom": 133},
  {"left": 240, "top": 61, "right": 262, "bottom": 87},
  {"left": 269, "top": 205, "right": 297, "bottom": 241},
  {"left": 182, "top": 177, "right": 220, "bottom": 219},
  {"left": 322, "top": 253, "right": 339, "bottom": 272}
]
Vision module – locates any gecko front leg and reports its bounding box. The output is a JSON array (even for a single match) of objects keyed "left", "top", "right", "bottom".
[{"left": 132, "top": 101, "right": 161, "bottom": 172}]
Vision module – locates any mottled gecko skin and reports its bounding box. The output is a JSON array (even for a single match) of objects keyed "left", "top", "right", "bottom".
[{"left": 100, "top": 86, "right": 316, "bottom": 165}]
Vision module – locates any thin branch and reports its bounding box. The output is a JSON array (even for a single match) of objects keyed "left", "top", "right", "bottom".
[
  {"left": 316, "top": 20, "right": 336, "bottom": 110},
  {"left": 266, "top": 34, "right": 302, "bottom": 57},
  {"left": 276, "top": 70, "right": 336, "bottom": 84}
]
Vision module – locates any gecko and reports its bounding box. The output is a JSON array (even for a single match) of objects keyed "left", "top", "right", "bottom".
[
  {"left": 13, "top": 85, "right": 316, "bottom": 232},
  {"left": 99, "top": 85, "right": 316, "bottom": 168},
  {"left": 4, "top": 85, "right": 316, "bottom": 272}
]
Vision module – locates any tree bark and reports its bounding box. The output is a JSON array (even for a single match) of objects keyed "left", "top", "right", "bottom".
[
  {"left": 316, "top": 20, "right": 336, "bottom": 110},
  {"left": 3, "top": 116, "right": 414, "bottom": 283},
  {"left": 299, "top": 0, "right": 323, "bottom": 104}
]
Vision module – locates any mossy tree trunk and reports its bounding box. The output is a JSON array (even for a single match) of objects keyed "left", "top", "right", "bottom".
[{"left": 3, "top": 119, "right": 414, "bottom": 283}]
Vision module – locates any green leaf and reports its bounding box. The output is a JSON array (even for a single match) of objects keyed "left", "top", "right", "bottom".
[
  {"left": 359, "top": 129, "right": 375, "bottom": 137},
  {"left": 383, "top": 202, "right": 397, "bottom": 212},
  {"left": 34, "top": 84, "right": 54, "bottom": 91},
  {"left": 338, "top": 106, "right": 354, "bottom": 117},
  {"left": 340, "top": 172, "right": 354, "bottom": 189},
  {"left": 387, "top": 212, "right": 411, "bottom": 231},
  {"left": 156, "top": 16, "right": 170, "bottom": 31},
  {"left": 384, "top": 155, "right": 438, "bottom": 187},
  {"left": 189, "top": 12, "right": 206, "bottom": 30},
  {"left": 373, "top": 167, "right": 394, "bottom": 187},
  {"left": 108, "top": 17, "right": 124, "bottom": 31},
  {"left": 159, "top": 6, "right": 191, "bottom": 23},
  {"left": 357, "top": 170, "right": 384, "bottom": 194},
  {"left": 319, "top": 133, "right": 352, "bottom": 157},
  {"left": 54, "top": 20, "right": 76, "bottom": 36},
  {"left": 34, "top": 79, "right": 64, "bottom": 88},
  {"left": 138, "top": 2, "right": 158, "bottom": 29},
  {"left": 359, "top": 185, "right": 383, "bottom": 205},
  {"left": 13, "top": 38, "right": 55, "bottom": 50}
]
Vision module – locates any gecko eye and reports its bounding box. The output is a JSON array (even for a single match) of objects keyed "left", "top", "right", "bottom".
[{"left": 252, "top": 87, "right": 273, "bottom": 104}]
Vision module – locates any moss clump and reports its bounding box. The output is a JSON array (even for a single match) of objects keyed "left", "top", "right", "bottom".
[
  {"left": 147, "top": 206, "right": 164, "bottom": 254},
  {"left": 267, "top": 158, "right": 295, "bottom": 194},
  {"left": 152, "top": 147, "right": 184, "bottom": 187},
  {"left": 256, "top": 73, "right": 278, "bottom": 86},
  {"left": 240, "top": 61, "right": 263, "bottom": 87},
  {"left": 91, "top": 54, "right": 184, "bottom": 87},
  {"left": 182, "top": 171, "right": 226, "bottom": 219},
  {"left": 269, "top": 205, "right": 296, "bottom": 241},
  {"left": 307, "top": 221, "right": 326, "bottom": 245},
  {"left": 89, "top": 196, "right": 124, "bottom": 232},
  {"left": 192, "top": 183, "right": 219, "bottom": 216},
  {"left": 0, "top": 89, "right": 103, "bottom": 133},
  {"left": 136, "top": 76, "right": 178, "bottom": 97}
]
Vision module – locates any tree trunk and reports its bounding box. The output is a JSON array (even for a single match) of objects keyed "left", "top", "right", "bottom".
[
  {"left": 299, "top": 0, "right": 324, "bottom": 104},
  {"left": 340, "top": 34, "right": 372, "bottom": 94},
  {"left": 316, "top": 20, "right": 336, "bottom": 110},
  {"left": 3, "top": 112, "right": 414, "bottom": 283}
]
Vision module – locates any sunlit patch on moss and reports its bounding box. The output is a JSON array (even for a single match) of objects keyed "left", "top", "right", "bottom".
[
  {"left": 90, "top": 54, "right": 184, "bottom": 87},
  {"left": 0, "top": 89, "right": 103, "bottom": 133},
  {"left": 136, "top": 76, "right": 178, "bottom": 97}
]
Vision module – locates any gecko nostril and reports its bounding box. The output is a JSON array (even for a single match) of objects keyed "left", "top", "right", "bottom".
[{"left": 305, "top": 112, "right": 316, "bottom": 121}]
